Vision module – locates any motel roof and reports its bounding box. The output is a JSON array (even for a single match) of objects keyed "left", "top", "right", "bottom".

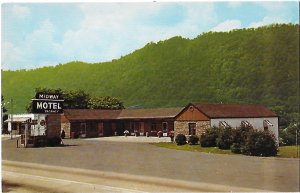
[
  {"left": 63, "top": 109, "right": 122, "bottom": 120},
  {"left": 192, "top": 103, "right": 277, "bottom": 118},
  {"left": 118, "top": 108, "right": 183, "bottom": 119},
  {"left": 4, "top": 117, "right": 31, "bottom": 123},
  {"left": 63, "top": 104, "right": 276, "bottom": 121},
  {"left": 63, "top": 107, "right": 183, "bottom": 121}
]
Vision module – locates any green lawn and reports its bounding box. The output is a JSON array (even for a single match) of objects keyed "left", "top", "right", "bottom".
[
  {"left": 153, "top": 143, "right": 300, "bottom": 158},
  {"left": 278, "top": 145, "right": 300, "bottom": 158},
  {"left": 154, "top": 142, "right": 233, "bottom": 155}
]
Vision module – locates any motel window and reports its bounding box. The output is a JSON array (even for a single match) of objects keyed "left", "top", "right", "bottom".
[
  {"left": 263, "top": 120, "right": 273, "bottom": 131},
  {"left": 219, "top": 121, "right": 231, "bottom": 128},
  {"left": 241, "top": 120, "right": 251, "bottom": 128},
  {"left": 188, "top": 123, "right": 196, "bottom": 135}
]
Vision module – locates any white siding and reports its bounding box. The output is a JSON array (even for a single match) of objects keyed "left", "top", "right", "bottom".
[
  {"left": 31, "top": 114, "right": 47, "bottom": 136},
  {"left": 210, "top": 117, "right": 279, "bottom": 141},
  {"left": 7, "top": 114, "right": 34, "bottom": 132},
  {"left": 7, "top": 114, "right": 47, "bottom": 136}
]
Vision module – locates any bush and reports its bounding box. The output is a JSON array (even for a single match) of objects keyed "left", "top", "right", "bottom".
[
  {"left": 200, "top": 127, "right": 219, "bottom": 147},
  {"left": 175, "top": 134, "right": 187, "bottom": 145},
  {"left": 188, "top": 135, "right": 199, "bottom": 145},
  {"left": 234, "top": 125, "right": 253, "bottom": 143},
  {"left": 229, "top": 126, "right": 253, "bottom": 153},
  {"left": 157, "top": 131, "right": 163, "bottom": 138},
  {"left": 230, "top": 143, "right": 241, "bottom": 154},
  {"left": 216, "top": 127, "right": 234, "bottom": 149},
  {"left": 241, "top": 130, "right": 278, "bottom": 156}
]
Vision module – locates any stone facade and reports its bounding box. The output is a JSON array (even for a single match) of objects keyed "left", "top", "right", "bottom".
[
  {"left": 61, "top": 122, "right": 71, "bottom": 138},
  {"left": 174, "top": 121, "right": 210, "bottom": 137},
  {"left": 46, "top": 114, "right": 61, "bottom": 139}
]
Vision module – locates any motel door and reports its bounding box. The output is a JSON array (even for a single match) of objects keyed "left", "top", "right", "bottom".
[
  {"left": 162, "top": 122, "right": 168, "bottom": 137},
  {"left": 135, "top": 122, "right": 141, "bottom": 133},
  {"left": 98, "top": 122, "right": 104, "bottom": 137},
  {"left": 80, "top": 123, "right": 87, "bottom": 137}
]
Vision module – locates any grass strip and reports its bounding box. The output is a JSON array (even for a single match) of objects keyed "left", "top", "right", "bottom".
[{"left": 153, "top": 143, "right": 300, "bottom": 158}]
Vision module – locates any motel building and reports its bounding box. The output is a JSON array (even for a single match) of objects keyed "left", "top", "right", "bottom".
[
  {"left": 6, "top": 103, "right": 279, "bottom": 141},
  {"left": 5, "top": 114, "right": 47, "bottom": 136}
]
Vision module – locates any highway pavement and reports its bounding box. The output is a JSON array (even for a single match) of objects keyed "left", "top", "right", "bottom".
[
  {"left": 2, "top": 138, "right": 300, "bottom": 192},
  {"left": 3, "top": 160, "right": 267, "bottom": 192}
]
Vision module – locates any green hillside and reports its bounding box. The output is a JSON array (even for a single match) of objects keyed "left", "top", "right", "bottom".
[{"left": 2, "top": 24, "right": 299, "bottom": 118}]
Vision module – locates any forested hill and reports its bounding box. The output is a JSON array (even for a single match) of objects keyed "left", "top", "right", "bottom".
[{"left": 2, "top": 24, "right": 299, "bottom": 115}]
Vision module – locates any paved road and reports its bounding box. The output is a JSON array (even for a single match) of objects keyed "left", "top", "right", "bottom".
[
  {"left": 3, "top": 160, "right": 260, "bottom": 192},
  {"left": 2, "top": 138, "right": 300, "bottom": 192},
  {"left": 2, "top": 161, "right": 175, "bottom": 193}
]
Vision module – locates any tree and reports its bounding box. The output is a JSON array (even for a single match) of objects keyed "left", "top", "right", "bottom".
[
  {"left": 88, "top": 96, "right": 124, "bottom": 109},
  {"left": 2, "top": 95, "right": 7, "bottom": 113},
  {"left": 2, "top": 95, "right": 8, "bottom": 134},
  {"left": 279, "top": 123, "right": 300, "bottom": 145},
  {"left": 26, "top": 88, "right": 123, "bottom": 112},
  {"left": 63, "top": 90, "right": 90, "bottom": 109}
]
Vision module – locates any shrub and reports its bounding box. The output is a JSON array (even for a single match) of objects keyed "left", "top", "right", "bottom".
[
  {"left": 188, "top": 135, "right": 199, "bottom": 145},
  {"left": 230, "top": 143, "right": 241, "bottom": 154},
  {"left": 229, "top": 126, "right": 253, "bottom": 153},
  {"left": 200, "top": 126, "right": 219, "bottom": 147},
  {"left": 216, "top": 127, "right": 234, "bottom": 149},
  {"left": 175, "top": 134, "right": 187, "bottom": 145},
  {"left": 231, "top": 126, "right": 252, "bottom": 145},
  {"left": 157, "top": 131, "right": 163, "bottom": 138},
  {"left": 241, "top": 130, "right": 278, "bottom": 156}
]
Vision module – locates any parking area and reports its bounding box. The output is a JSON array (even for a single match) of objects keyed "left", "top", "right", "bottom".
[
  {"left": 2, "top": 137, "right": 299, "bottom": 192},
  {"left": 84, "top": 136, "right": 171, "bottom": 143}
]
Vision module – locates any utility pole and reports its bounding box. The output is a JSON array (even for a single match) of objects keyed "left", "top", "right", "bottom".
[
  {"left": 10, "top": 98, "right": 13, "bottom": 139},
  {"left": 1, "top": 102, "right": 4, "bottom": 134},
  {"left": 296, "top": 125, "right": 299, "bottom": 158}
]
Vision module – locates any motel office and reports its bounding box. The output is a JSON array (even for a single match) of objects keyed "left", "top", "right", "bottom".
[{"left": 60, "top": 103, "right": 278, "bottom": 140}]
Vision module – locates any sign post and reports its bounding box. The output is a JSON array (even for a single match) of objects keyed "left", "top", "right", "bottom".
[
  {"left": 25, "top": 124, "right": 27, "bottom": 148},
  {"left": 10, "top": 99, "right": 13, "bottom": 139}
]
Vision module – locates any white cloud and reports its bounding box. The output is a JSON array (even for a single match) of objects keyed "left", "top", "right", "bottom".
[
  {"left": 2, "top": 3, "right": 219, "bottom": 70},
  {"left": 52, "top": 3, "right": 217, "bottom": 64},
  {"left": 2, "top": 19, "right": 60, "bottom": 69},
  {"left": 248, "top": 16, "right": 288, "bottom": 28},
  {"left": 227, "top": 2, "right": 242, "bottom": 8},
  {"left": 2, "top": 42, "right": 27, "bottom": 70},
  {"left": 253, "top": 2, "right": 287, "bottom": 12},
  {"left": 11, "top": 4, "right": 30, "bottom": 18},
  {"left": 210, "top": 20, "right": 242, "bottom": 32}
]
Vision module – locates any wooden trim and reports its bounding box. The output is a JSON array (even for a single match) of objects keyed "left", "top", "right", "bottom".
[{"left": 175, "top": 103, "right": 211, "bottom": 120}]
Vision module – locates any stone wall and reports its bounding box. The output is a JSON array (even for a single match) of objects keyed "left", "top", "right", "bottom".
[
  {"left": 61, "top": 122, "right": 71, "bottom": 138},
  {"left": 174, "top": 121, "right": 210, "bottom": 137},
  {"left": 46, "top": 114, "right": 61, "bottom": 139}
]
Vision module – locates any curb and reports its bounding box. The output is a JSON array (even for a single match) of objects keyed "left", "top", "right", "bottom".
[{"left": 3, "top": 160, "right": 270, "bottom": 192}]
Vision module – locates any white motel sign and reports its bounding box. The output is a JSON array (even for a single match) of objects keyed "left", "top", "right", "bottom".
[{"left": 32, "top": 93, "right": 64, "bottom": 114}]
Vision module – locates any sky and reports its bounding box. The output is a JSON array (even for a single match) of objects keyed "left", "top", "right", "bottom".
[{"left": 1, "top": 1, "right": 299, "bottom": 70}]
